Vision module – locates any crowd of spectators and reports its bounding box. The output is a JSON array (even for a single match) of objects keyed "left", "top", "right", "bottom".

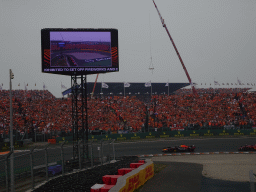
[
  {"left": 150, "top": 89, "right": 255, "bottom": 130},
  {"left": 0, "top": 88, "right": 255, "bottom": 140}
]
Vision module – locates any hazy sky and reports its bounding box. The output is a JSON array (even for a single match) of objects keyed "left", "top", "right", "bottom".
[{"left": 1, "top": 0, "right": 255, "bottom": 98}]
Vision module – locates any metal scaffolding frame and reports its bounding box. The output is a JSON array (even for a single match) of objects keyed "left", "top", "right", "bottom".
[{"left": 71, "top": 75, "right": 89, "bottom": 161}]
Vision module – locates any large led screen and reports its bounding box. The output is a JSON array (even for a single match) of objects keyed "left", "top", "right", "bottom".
[{"left": 41, "top": 28, "right": 119, "bottom": 75}]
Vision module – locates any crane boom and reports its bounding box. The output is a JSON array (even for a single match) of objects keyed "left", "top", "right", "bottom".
[
  {"left": 152, "top": 0, "right": 198, "bottom": 96},
  {"left": 91, "top": 73, "right": 99, "bottom": 98}
]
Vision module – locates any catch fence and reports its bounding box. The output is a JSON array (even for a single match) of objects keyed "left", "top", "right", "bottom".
[{"left": 0, "top": 139, "right": 116, "bottom": 192}]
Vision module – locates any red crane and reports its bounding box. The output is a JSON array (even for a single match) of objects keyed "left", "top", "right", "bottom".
[
  {"left": 91, "top": 73, "right": 99, "bottom": 98},
  {"left": 152, "top": 0, "right": 198, "bottom": 96}
]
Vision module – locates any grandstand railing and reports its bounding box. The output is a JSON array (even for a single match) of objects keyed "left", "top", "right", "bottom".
[
  {"left": 0, "top": 124, "right": 254, "bottom": 143},
  {"left": 50, "top": 127, "right": 256, "bottom": 143}
]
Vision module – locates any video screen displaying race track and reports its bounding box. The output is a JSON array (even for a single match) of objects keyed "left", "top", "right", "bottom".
[
  {"left": 51, "top": 49, "right": 112, "bottom": 67},
  {"left": 50, "top": 31, "right": 112, "bottom": 67}
]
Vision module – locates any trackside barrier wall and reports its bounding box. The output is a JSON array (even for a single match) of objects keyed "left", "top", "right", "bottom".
[
  {"left": 47, "top": 139, "right": 56, "bottom": 144},
  {"left": 109, "top": 159, "right": 154, "bottom": 192},
  {"left": 56, "top": 129, "right": 256, "bottom": 143}
]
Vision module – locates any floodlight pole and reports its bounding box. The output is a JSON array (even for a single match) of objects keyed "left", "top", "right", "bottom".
[{"left": 9, "top": 69, "right": 14, "bottom": 192}]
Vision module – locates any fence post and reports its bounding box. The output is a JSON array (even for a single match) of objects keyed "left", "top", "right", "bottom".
[
  {"left": 108, "top": 140, "right": 110, "bottom": 163},
  {"left": 249, "top": 170, "right": 255, "bottom": 192},
  {"left": 44, "top": 143, "right": 50, "bottom": 181},
  {"left": 98, "top": 145, "right": 101, "bottom": 165},
  {"left": 111, "top": 139, "right": 115, "bottom": 161},
  {"left": 30, "top": 146, "right": 36, "bottom": 190},
  {"left": 78, "top": 140, "right": 82, "bottom": 170},
  {"left": 5, "top": 151, "right": 13, "bottom": 192},
  {"left": 34, "top": 129, "right": 36, "bottom": 143},
  {"left": 90, "top": 140, "right": 93, "bottom": 168},
  {"left": 61, "top": 141, "right": 66, "bottom": 175},
  {"left": 100, "top": 139, "right": 103, "bottom": 165}
]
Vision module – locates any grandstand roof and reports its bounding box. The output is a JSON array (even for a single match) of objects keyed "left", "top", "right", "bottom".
[
  {"left": 62, "top": 82, "right": 190, "bottom": 96},
  {"left": 247, "top": 87, "right": 256, "bottom": 92}
]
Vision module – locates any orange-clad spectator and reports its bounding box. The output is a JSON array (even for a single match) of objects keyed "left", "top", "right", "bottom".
[{"left": 0, "top": 88, "right": 255, "bottom": 138}]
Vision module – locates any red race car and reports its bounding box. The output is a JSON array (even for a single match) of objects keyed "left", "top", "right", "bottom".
[
  {"left": 162, "top": 145, "right": 196, "bottom": 153},
  {"left": 238, "top": 144, "right": 256, "bottom": 151}
]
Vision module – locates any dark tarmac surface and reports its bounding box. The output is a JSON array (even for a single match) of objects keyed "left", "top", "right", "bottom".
[{"left": 140, "top": 161, "right": 251, "bottom": 192}]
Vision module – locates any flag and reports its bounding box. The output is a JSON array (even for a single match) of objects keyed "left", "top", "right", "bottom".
[
  {"left": 145, "top": 81, "right": 151, "bottom": 87},
  {"left": 61, "top": 82, "right": 67, "bottom": 89},
  {"left": 124, "top": 82, "right": 130, "bottom": 88},
  {"left": 18, "top": 83, "right": 20, "bottom": 86},
  {"left": 237, "top": 78, "right": 242, "bottom": 85},
  {"left": 35, "top": 83, "right": 36, "bottom": 86},
  {"left": 102, "top": 82, "right": 109, "bottom": 88},
  {"left": 247, "top": 83, "right": 250, "bottom": 85},
  {"left": 0, "top": 84, "right": 2, "bottom": 91},
  {"left": 43, "top": 83, "right": 46, "bottom": 89},
  {"left": 251, "top": 83, "right": 253, "bottom": 86},
  {"left": 165, "top": 82, "right": 168, "bottom": 86},
  {"left": 222, "top": 83, "right": 225, "bottom": 85},
  {"left": 27, "top": 83, "right": 28, "bottom": 86},
  {"left": 214, "top": 81, "right": 220, "bottom": 86}
]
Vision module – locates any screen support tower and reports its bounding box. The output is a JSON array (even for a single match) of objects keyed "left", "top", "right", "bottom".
[
  {"left": 152, "top": 0, "right": 198, "bottom": 96},
  {"left": 71, "top": 75, "right": 89, "bottom": 162}
]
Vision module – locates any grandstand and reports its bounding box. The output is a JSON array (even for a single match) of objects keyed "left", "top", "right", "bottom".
[
  {"left": 0, "top": 87, "right": 255, "bottom": 141},
  {"left": 62, "top": 82, "right": 190, "bottom": 96}
]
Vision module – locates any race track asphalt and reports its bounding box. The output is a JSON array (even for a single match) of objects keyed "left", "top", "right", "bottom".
[
  {"left": 140, "top": 161, "right": 203, "bottom": 192},
  {"left": 140, "top": 161, "right": 251, "bottom": 192}
]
